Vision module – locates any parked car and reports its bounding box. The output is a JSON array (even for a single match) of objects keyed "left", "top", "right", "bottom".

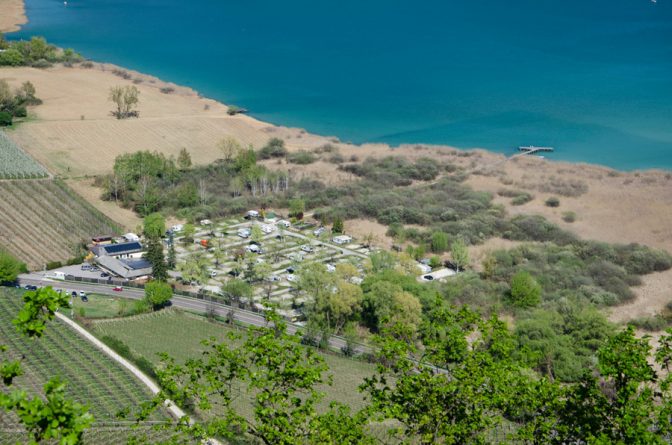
[
  {"left": 71, "top": 291, "right": 77, "bottom": 298},
  {"left": 326, "top": 264, "right": 336, "bottom": 273},
  {"left": 209, "top": 270, "right": 218, "bottom": 278},
  {"left": 81, "top": 295, "right": 89, "bottom": 302},
  {"left": 286, "top": 274, "right": 297, "bottom": 283},
  {"left": 79, "top": 291, "right": 87, "bottom": 297},
  {"left": 300, "top": 245, "right": 313, "bottom": 253},
  {"left": 422, "top": 274, "right": 434, "bottom": 281},
  {"left": 269, "top": 275, "right": 280, "bottom": 282},
  {"left": 23, "top": 284, "right": 37, "bottom": 290},
  {"left": 112, "top": 286, "right": 123, "bottom": 292},
  {"left": 313, "top": 227, "right": 326, "bottom": 236},
  {"left": 100, "top": 272, "right": 109, "bottom": 278},
  {"left": 286, "top": 266, "right": 296, "bottom": 274}
]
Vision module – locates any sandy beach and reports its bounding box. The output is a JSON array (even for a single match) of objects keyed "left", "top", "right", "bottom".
[{"left": 0, "top": 0, "right": 26, "bottom": 33}]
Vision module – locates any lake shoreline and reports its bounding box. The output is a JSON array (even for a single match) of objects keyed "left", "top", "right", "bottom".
[{"left": 0, "top": 0, "right": 27, "bottom": 33}]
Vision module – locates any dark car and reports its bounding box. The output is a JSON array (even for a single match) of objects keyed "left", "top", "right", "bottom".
[
  {"left": 100, "top": 272, "right": 109, "bottom": 278},
  {"left": 81, "top": 295, "right": 88, "bottom": 302},
  {"left": 286, "top": 266, "right": 296, "bottom": 274},
  {"left": 24, "top": 284, "right": 37, "bottom": 290},
  {"left": 71, "top": 291, "right": 77, "bottom": 298}
]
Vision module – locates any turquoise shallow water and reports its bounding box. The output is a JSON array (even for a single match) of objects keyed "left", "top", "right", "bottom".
[{"left": 9, "top": 0, "right": 672, "bottom": 170}]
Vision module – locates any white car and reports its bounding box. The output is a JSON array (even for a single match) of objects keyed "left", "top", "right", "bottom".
[
  {"left": 209, "top": 270, "right": 218, "bottom": 278},
  {"left": 300, "top": 245, "right": 313, "bottom": 253},
  {"left": 286, "top": 274, "right": 297, "bottom": 283},
  {"left": 171, "top": 224, "right": 184, "bottom": 233},
  {"left": 313, "top": 227, "right": 326, "bottom": 236},
  {"left": 326, "top": 264, "right": 336, "bottom": 273},
  {"left": 277, "top": 220, "right": 291, "bottom": 228},
  {"left": 238, "top": 228, "right": 251, "bottom": 238}
]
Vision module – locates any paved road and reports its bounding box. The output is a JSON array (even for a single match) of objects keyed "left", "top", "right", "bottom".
[{"left": 18, "top": 273, "right": 360, "bottom": 354}]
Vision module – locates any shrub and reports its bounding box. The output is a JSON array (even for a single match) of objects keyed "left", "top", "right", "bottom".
[
  {"left": 159, "top": 86, "right": 175, "bottom": 94},
  {"left": 13, "top": 106, "right": 27, "bottom": 118},
  {"left": 511, "top": 193, "right": 534, "bottom": 206},
  {"left": 81, "top": 61, "right": 94, "bottom": 68},
  {"left": 287, "top": 150, "right": 317, "bottom": 165},
  {"left": 628, "top": 316, "right": 669, "bottom": 332},
  {"left": 0, "top": 111, "right": 12, "bottom": 126},
  {"left": 258, "top": 137, "right": 288, "bottom": 159},
  {"left": 562, "top": 211, "right": 576, "bottom": 223},
  {"left": 227, "top": 105, "right": 245, "bottom": 115},
  {"left": 31, "top": 58, "right": 52, "bottom": 68},
  {"left": 509, "top": 270, "right": 542, "bottom": 308},
  {"left": 545, "top": 197, "right": 560, "bottom": 207},
  {"left": 327, "top": 153, "right": 345, "bottom": 164},
  {"left": 46, "top": 261, "right": 63, "bottom": 270}
]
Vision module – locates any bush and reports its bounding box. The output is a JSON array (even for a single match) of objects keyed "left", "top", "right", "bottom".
[
  {"left": 46, "top": 261, "right": 63, "bottom": 270},
  {"left": 13, "top": 106, "right": 27, "bottom": 118},
  {"left": 159, "top": 86, "right": 175, "bottom": 94},
  {"left": 545, "top": 197, "right": 560, "bottom": 207},
  {"left": 562, "top": 211, "right": 576, "bottom": 223},
  {"left": 511, "top": 193, "right": 534, "bottom": 206},
  {"left": 31, "top": 58, "right": 52, "bottom": 68},
  {"left": 628, "top": 316, "right": 669, "bottom": 332},
  {"left": 0, "top": 111, "right": 12, "bottom": 127},
  {"left": 257, "top": 137, "right": 288, "bottom": 159},
  {"left": 287, "top": 150, "right": 317, "bottom": 165},
  {"left": 509, "top": 270, "right": 542, "bottom": 308}
]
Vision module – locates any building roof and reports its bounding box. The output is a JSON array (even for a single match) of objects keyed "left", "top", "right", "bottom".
[
  {"left": 95, "top": 256, "right": 153, "bottom": 279},
  {"left": 97, "top": 241, "right": 143, "bottom": 256}
]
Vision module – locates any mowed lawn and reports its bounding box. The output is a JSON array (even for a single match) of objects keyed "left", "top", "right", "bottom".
[{"left": 92, "top": 310, "right": 376, "bottom": 411}]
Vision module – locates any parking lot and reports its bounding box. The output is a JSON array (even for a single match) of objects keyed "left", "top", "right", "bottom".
[{"left": 173, "top": 216, "right": 372, "bottom": 311}]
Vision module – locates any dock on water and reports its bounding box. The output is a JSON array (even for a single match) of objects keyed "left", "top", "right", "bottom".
[{"left": 518, "top": 145, "right": 555, "bottom": 154}]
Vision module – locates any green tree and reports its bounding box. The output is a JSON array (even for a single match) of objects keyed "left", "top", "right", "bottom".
[
  {"left": 143, "top": 212, "right": 165, "bottom": 239},
  {"left": 176, "top": 148, "right": 192, "bottom": 171},
  {"left": 0, "top": 251, "right": 24, "bottom": 284},
  {"left": 182, "top": 223, "right": 195, "bottom": 244},
  {"left": 222, "top": 278, "right": 253, "bottom": 303},
  {"left": 144, "top": 237, "right": 167, "bottom": 281},
  {"left": 509, "top": 270, "right": 541, "bottom": 308},
  {"left": 109, "top": 85, "right": 140, "bottom": 119},
  {"left": 179, "top": 252, "right": 209, "bottom": 285},
  {"left": 431, "top": 231, "right": 449, "bottom": 253},
  {"left": 166, "top": 231, "right": 176, "bottom": 269},
  {"left": 144, "top": 280, "right": 173, "bottom": 310},
  {"left": 451, "top": 238, "right": 469, "bottom": 272},
  {"left": 217, "top": 136, "right": 243, "bottom": 162},
  {"left": 250, "top": 224, "right": 263, "bottom": 244},
  {"left": 332, "top": 217, "right": 344, "bottom": 234},
  {"left": 289, "top": 198, "right": 305, "bottom": 219}
]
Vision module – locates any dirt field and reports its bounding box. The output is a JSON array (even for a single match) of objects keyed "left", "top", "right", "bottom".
[{"left": 0, "top": 0, "right": 26, "bottom": 33}]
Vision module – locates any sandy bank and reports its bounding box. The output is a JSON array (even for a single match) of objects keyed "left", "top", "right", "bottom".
[{"left": 0, "top": 0, "right": 26, "bottom": 33}]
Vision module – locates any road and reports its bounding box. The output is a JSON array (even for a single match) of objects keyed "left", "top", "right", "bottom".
[{"left": 17, "top": 273, "right": 359, "bottom": 354}]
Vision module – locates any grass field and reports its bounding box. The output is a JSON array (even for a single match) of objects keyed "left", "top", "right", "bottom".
[
  {"left": 0, "top": 130, "right": 47, "bottom": 179},
  {"left": 0, "top": 179, "right": 121, "bottom": 269},
  {"left": 0, "top": 288, "right": 174, "bottom": 443},
  {"left": 92, "top": 309, "right": 376, "bottom": 412}
]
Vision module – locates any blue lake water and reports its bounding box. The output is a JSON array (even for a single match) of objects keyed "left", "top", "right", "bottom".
[{"left": 9, "top": 0, "right": 672, "bottom": 170}]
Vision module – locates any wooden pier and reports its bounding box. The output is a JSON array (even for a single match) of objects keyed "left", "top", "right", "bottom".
[{"left": 518, "top": 145, "right": 555, "bottom": 154}]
